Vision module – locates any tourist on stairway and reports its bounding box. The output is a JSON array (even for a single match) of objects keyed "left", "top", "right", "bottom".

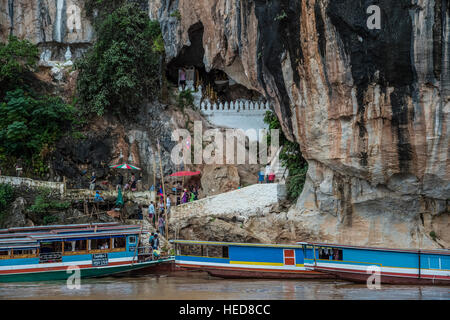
[
  {"left": 89, "top": 172, "right": 96, "bottom": 190},
  {"left": 265, "top": 164, "right": 271, "bottom": 183},
  {"left": 148, "top": 201, "right": 155, "bottom": 226},
  {"left": 158, "top": 216, "right": 165, "bottom": 237}
]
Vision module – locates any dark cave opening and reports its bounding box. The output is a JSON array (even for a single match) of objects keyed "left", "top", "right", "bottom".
[{"left": 166, "top": 22, "right": 262, "bottom": 102}]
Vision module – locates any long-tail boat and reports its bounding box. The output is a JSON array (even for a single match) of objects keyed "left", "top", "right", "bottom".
[
  {"left": 0, "top": 222, "right": 173, "bottom": 282},
  {"left": 303, "top": 242, "right": 450, "bottom": 285},
  {"left": 170, "top": 240, "right": 332, "bottom": 279}
]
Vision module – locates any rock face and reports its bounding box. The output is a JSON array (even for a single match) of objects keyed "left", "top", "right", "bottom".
[
  {"left": 1, "top": 0, "right": 93, "bottom": 59},
  {"left": 169, "top": 184, "right": 288, "bottom": 243},
  {"left": 153, "top": 0, "right": 449, "bottom": 248},
  {"left": 3, "top": 197, "right": 27, "bottom": 228},
  {"left": 2, "top": 0, "right": 448, "bottom": 248},
  {"left": 200, "top": 165, "right": 240, "bottom": 196}
]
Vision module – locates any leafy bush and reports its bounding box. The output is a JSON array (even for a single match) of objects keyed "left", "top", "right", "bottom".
[
  {"left": 28, "top": 189, "right": 69, "bottom": 225},
  {"left": 29, "top": 195, "right": 70, "bottom": 214},
  {"left": 0, "top": 184, "right": 14, "bottom": 213},
  {"left": 170, "top": 10, "right": 182, "bottom": 21},
  {"left": 76, "top": 3, "right": 164, "bottom": 116},
  {"left": 274, "top": 10, "right": 287, "bottom": 21},
  {"left": 0, "top": 36, "right": 39, "bottom": 97},
  {"left": 43, "top": 214, "right": 58, "bottom": 225},
  {"left": 177, "top": 89, "right": 194, "bottom": 110},
  {"left": 430, "top": 231, "right": 437, "bottom": 241},
  {"left": 0, "top": 89, "right": 76, "bottom": 176},
  {"left": 264, "top": 110, "right": 308, "bottom": 201}
]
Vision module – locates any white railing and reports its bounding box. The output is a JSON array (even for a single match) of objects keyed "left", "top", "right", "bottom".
[{"left": 200, "top": 100, "right": 270, "bottom": 114}]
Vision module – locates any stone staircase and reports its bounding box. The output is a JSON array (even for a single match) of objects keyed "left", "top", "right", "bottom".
[{"left": 268, "top": 147, "right": 288, "bottom": 183}]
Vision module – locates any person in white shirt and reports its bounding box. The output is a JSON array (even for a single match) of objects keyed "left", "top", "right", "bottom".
[
  {"left": 166, "top": 196, "right": 171, "bottom": 215},
  {"left": 265, "top": 165, "right": 271, "bottom": 183}
]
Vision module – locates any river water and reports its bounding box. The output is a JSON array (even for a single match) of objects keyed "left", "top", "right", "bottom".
[{"left": 0, "top": 275, "right": 448, "bottom": 300}]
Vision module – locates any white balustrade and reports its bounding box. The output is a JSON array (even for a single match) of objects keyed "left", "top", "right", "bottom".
[{"left": 198, "top": 98, "right": 270, "bottom": 114}]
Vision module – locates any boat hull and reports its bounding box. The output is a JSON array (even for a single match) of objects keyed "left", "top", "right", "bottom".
[
  {"left": 313, "top": 267, "right": 450, "bottom": 286},
  {"left": 175, "top": 263, "right": 333, "bottom": 280},
  {"left": 0, "top": 259, "right": 171, "bottom": 283}
]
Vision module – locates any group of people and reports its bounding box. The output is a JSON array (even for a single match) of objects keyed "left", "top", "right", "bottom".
[
  {"left": 258, "top": 164, "right": 276, "bottom": 184},
  {"left": 89, "top": 171, "right": 142, "bottom": 192},
  {"left": 180, "top": 185, "right": 199, "bottom": 204},
  {"left": 116, "top": 172, "right": 139, "bottom": 192},
  {"left": 147, "top": 197, "right": 169, "bottom": 237}
]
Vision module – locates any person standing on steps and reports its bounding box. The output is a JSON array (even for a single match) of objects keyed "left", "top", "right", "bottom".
[
  {"left": 89, "top": 172, "right": 96, "bottom": 190},
  {"left": 265, "top": 164, "right": 271, "bottom": 183},
  {"left": 166, "top": 196, "right": 171, "bottom": 215},
  {"left": 130, "top": 173, "right": 137, "bottom": 192},
  {"left": 158, "top": 216, "right": 165, "bottom": 237},
  {"left": 148, "top": 201, "right": 156, "bottom": 226},
  {"left": 152, "top": 234, "right": 160, "bottom": 259},
  {"left": 116, "top": 172, "right": 123, "bottom": 190},
  {"left": 179, "top": 68, "right": 186, "bottom": 90},
  {"left": 15, "top": 159, "right": 23, "bottom": 177},
  {"left": 258, "top": 168, "right": 265, "bottom": 184}
]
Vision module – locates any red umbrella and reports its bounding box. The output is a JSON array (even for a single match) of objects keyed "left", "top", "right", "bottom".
[{"left": 170, "top": 171, "right": 201, "bottom": 177}]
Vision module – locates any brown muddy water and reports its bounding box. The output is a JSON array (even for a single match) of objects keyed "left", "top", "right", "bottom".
[{"left": 0, "top": 275, "right": 448, "bottom": 300}]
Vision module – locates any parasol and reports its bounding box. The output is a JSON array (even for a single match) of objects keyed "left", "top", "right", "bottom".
[
  {"left": 109, "top": 163, "right": 141, "bottom": 170},
  {"left": 169, "top": 171, "right": 201, "bottom": 177}
]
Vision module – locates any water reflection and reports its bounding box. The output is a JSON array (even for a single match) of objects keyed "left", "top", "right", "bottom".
[{"left": 0, "top": 275, "right": 448, "bottom": 300}]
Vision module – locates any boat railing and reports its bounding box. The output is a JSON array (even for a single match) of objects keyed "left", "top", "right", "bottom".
[{"left": 136, "top": 246, "right": 173, "bottom": 262}]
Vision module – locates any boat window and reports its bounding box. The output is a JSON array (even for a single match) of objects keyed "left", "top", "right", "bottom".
[
  {"left": 202, "top": 245, "right": 228, "bottom": 258},
  {"left": 128, "top": 236, "right": 136, "bottom": 245},
  {"left": 40, "top": 241, "right": 62, "bottom": 254},
  {"left": 0, "top": 250, "right": 10, "bottom": 258},
  {"left": 90, "top": 238, "right": 111, "bottom": 250},
  {"left": 222, "top": 246, "right": 229, "bottom": 258},
  {"left": 179, "top": 244, "right": 201, "bottom": 256},
  {"left": 39, "top": 242, "right": 63, "bottom": 263},
  {"left": 12, "top": 248, "right": 37, "bottom": 258},
  {"left": 64, "top": 240, "right": 87, "bottom": 254},
  {"left": 113, "top": 236, "right": 126, "bottom": 250},
  {"left": 319, "top": 247, "right": 343, "bottom": 261}
]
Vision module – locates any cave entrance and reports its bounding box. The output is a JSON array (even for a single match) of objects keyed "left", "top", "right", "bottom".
[{"left": 166, "top": 22, "right": 262, "bottom": 103}]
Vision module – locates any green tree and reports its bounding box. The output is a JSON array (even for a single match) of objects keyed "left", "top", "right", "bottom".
[
  {"left": 76, "top": 3, "right": 164, "bottom": 116},
  {"left": 264, "top": 110, "right": 308, "bottom": 200},
  {"left": 0, "top": 36, "right": 39, "bottom": 98},
  {"left": 0, "top": 89, "right": 76, "bottom": 175}
]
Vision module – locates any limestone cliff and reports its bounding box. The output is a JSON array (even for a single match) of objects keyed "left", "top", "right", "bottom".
[
  {"left": 151, "top": 0, "right": 449, "bottom": 249},
  {"left": 2, "top": 0, "right": 449, "bottom": 248}
]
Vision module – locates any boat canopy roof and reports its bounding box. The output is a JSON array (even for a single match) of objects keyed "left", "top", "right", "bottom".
[
  {"left": 0, "top": 223, "right": 141, "bottom": 247},
  {"left": 170, "top": 239, "right": 305, "bottom": 249},
  {"left": 300, "top": 242, "right": 450, "bottom": 255}
]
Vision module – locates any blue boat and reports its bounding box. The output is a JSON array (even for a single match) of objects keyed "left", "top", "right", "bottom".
[
  {"left": 170, "top": 240, "right": 332, "bottom": 279},
  {"left": 303, "top": 242, "right": 450, "bottom": 285},
  {"left": 0, "top": 223, "right": 173, "bottom": 282}
]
